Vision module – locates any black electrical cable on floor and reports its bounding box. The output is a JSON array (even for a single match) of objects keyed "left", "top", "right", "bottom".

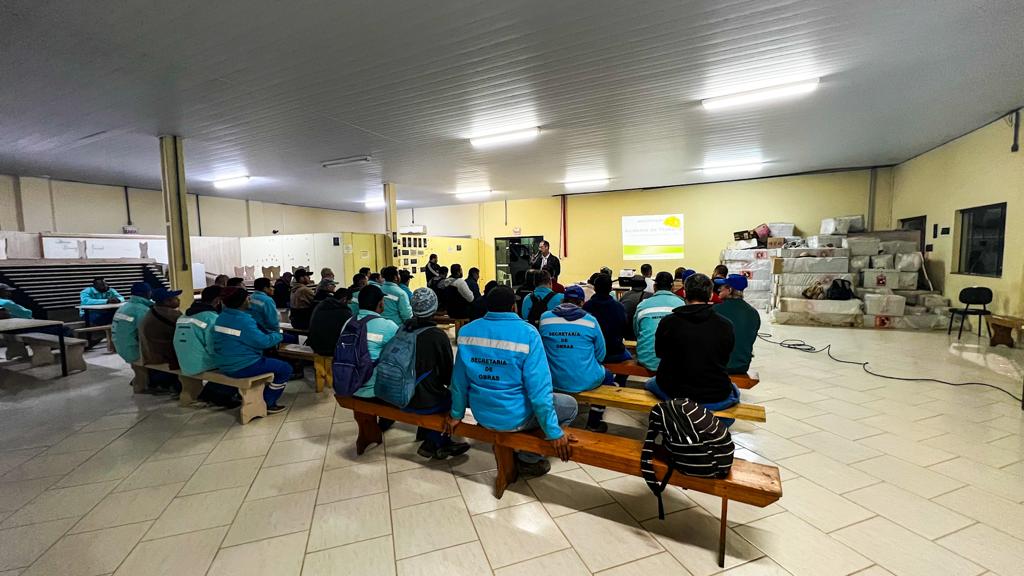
[{"left": 756, "top": 332, "right": 1023, "bottom": 403}]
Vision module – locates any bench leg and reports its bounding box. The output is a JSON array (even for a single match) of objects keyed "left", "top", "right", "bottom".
[
  {"left": 354, "top": 411, "right": 384, "bottom": 455},
  {"left": 132, "top": 365, "right": 150, "bottom": 394},
  {"left": 989, "top": 324, "right": 1014, "bottom": 348},
  {"left": 238, "top": 383, "right": 268, "bottom": 424},
  {"left": 4, "top": 338, "right": 29, "bottom": 360},
  {"left": 106, "top": 329, "right": 115, "bottom": 353},
  {"left": 492, "top": 445, "right": 519, "bottom": 499},
  {"left": 178, "top": 376, "right": 205, "bottom": 406},
  {"left": 314, "top": 356, "right": 332, "bottom": 394},
  {"left": 718, "top": 498, "right": 728, "bottom": 568},
  {"left": 65, "top": 346, "right": 87, "bottom": 373},
  {"left": 28, "top": 344, "right": 55, "bottom": 367}
]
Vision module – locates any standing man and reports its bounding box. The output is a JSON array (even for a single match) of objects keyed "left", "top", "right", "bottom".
[
  {"left": 111, "top": 282, "right": 153, "bottom": 365},
  {"left": 713, "top": 274, "right": 761, "bottom": 374},
  {"left": 633, "top": 272, "right": 684, "bottom": 371},
  {"left": 79, "top": 277, "right": 124, "bottom": 325},
  {"left": 248, "top": 278, "right": 281, "bottom": 333},
  {"left": 424, "top": 254, "right": 442, "bottom": 287},
  {"left": 380, "top": 266, "right": 414, "bottom": 327},
  {"left": 214, "top": 287, "right": 290, "bottom": 414},
  {"left": 530, "top": 240, "right": 561, "bottom": 281},
  {"left": 0, "top": 283, "right": 32, "bottom": 319}
]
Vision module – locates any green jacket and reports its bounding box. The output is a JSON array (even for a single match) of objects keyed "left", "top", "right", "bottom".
[
  {"left": 111, "top": 296, "right": 153, "bottom": 363},
  {"left": 714, "top": 298, "right": 761, "bottom": 373},
  {"left": 174, "top": 305, "right": 220, "bottom": 376}
]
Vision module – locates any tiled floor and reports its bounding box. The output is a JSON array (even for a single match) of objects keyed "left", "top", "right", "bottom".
[{"left": 1, "top": 321, "right": 1022, "bottom": 575}]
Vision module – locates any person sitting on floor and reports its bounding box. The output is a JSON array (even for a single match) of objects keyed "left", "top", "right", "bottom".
[
  {"left": 227, "top": 277, "right": 245, "bottom": 287},
  {"left": 173, "top": 286, "right": 239, "bottom": 407},
  {"left": 348, "top": 273, "right": 368, "bottom": 318},
  {"left": 634, "top": 271, "right": 684, "bottom": 372},
  {"left": 398, "top": 288, "right": 471, "bottom": 459},
  {"left": 79, "top": 277, "right": 124, "bottom": 326},
  {"left": 307, "top": 287, "right": 353, "bottom": 357},
  {"left": 466, "top": 267, "right": 482, "bottom": 300},
  {"left": 441, "top": 263, "right": 475, "bottom": 319},
  {"left": 619, "top": 275, "right": 649, "bottom": 340},
  {"left": 540, "top": 285, "right": 614, "bottom": 432},
  {"left": 583, "top": 273, "right": 631, "bottom": 384},
  {"left": 398, "top": 269, "right": 415, "bottom": 301},
  {"left": 214, "top": 287, "right": 290, "bottom": 414},
  {"left": 520, "top": 269, "right": 564, "bottom": 325},
  {"left": 647, "top": 273, "right": 740, "bottom": 426},
  {"left": 0, "top": 283, "right": 33, "bottom": 319},
  {"left": 710, "top": 264, "right": 729, "bottom": 304},
  {"left": 446, "top": 286, "right": 577, "bottom": 477},
  {"left": 139, "top": 287, "right": 184, "bottom": 395},
  {"left": 353, "top": 284, "right": 399, "bottom": 399},
  {"left": 289, "top": 268, "right": 316, "bottom": 330},
  {"left": 248, "top": 278, "right": 282, "bottom": 334},
  {"left": 273, "top": 272, "right": 292, "bottom": 308},
  {"left": 111, "top": 282, "right": 153, "bottom": 365},
  {"left": 380, "top": 266, "right": 413, "bottom": 327},
  {"left": 713, "top": 274, "right": 760, "bottom": 375}
]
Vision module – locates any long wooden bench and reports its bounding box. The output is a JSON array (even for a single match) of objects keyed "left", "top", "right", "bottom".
[
  {"left": 430, "top": 313, "right": 469, "bottom": 336},
  {"left": 336, "top": 395, "right": 782, "bottom": 567},
  {"left": 17, "top": 333, "right": 88, "bottom": 372},
  {"left": 73, "top": 324, "right": 114, "bottom": 353},
  {"left": 132, "top": 363, "right": 274, "bottom": 424},
  {"left": 605, "top": 358, "right": 759, "bottom": 389},
  {"left": 572, "top": 385, "right": 766, "bottom": 422},
  {"left": 277, "top": 343, "right": 332, "bottom": 393}
]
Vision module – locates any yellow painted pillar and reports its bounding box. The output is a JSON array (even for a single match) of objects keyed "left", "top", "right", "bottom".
[
  {"left": 383, "top": 181, "right": 398, "bottom": 267},
  {"left": 159, "top": 135, "right": 195, "bottom": 307}
]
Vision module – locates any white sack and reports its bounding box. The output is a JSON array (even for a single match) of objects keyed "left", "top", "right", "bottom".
[
  {"left": 839, "top": 215, "right": 866, "bottom": 233},
  {"left": 772, "top": 310, "right": 862, "bottom": 327},
  {"left": 820, "top": 218, "right": 851, "bottom": 235},
  {"left": 721, "top": 249, "right": 780, "bottom": 262},
  {"left": 746, "top": 279, "right": 771, "bottom": 292},
  {"left": 892, "top": 290, "right": 933, "bottom": 305},
  {"left": 898, "top": 272, "right": 918, "bottom": 289},
  {"left": 806, "top": 235, "right": 844, "bottom": 248},
  {"left": 896, "top": 252, "right": 923, "bottom": 272},
  {"left": 779, "top": 247, "right": 850, "bottom": 258},
  {"left": 919, "top": 294, "right": 950, "bottom": 309},
  {"left": 768, "top": 222, "right": 796, "bottom": 237},
  {"left": 879, "top": 240, "right": 918, "bottom": 254},
  {"left": 778, "top": 257, "right": 850, "bottom": 273},
  {"left": 904, "top": 305, "right": 928, "bottom": 316},
  {"left": 864, "top": 294, "right": 906, "bottom": 316},
  {"left": 871, "top": 254, "right": 894, "bottom": 269},
  {"left": 730, "top": 239, "right": 758, "bottom": 250},
  {"left": 779, "top": 298, "right": 863, "bottom": 314},
  {"left": 842, "top": 237, "right": 881, "bottom": 256},
  {"left": 775, "top": 273, "right": 854, "bottom": 286},
  {"left": 855, "top": 287, "right": 894, "bottom": 299},
  {"left": 849, "top": 255, "right": 871, "bottom": 272},
  {"left": 861, "top": 269, "right": 914, "bottom": 289}
]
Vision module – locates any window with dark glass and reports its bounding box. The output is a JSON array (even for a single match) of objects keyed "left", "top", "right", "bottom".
[{"left": 956, "top": 203, "right": 1006, "bottom": 277}]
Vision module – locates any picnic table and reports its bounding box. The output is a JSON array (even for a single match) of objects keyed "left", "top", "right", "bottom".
[{"left": 0, "top": 318, "right": 69, "bottom": 377}]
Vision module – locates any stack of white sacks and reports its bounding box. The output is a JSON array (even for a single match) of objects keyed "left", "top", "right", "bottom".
[
  {"left": 718, "top": 248, "right": 774, "bottom": 310},
  {"left": 771, "top": 247, "right": 862, "bottom": 326}
]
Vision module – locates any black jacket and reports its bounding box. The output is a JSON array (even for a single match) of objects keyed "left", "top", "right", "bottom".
[
  {"left": 619, "top": 289, "right": 648, "bottom": 340},
  {"left": 306, "top": 297, "right": 353, "bottom": 356},
  {"left": 582, "top": 294, "right": 627, "bottom": 357},
  {"left": 273, "top": 279, "right": 291, "bottom": 308},
  {"left": 404, "top": 317, "right": 455, "bottom": 410},
  {"left": 530, "top": 252, "right": 561, "bottom": 279},
  {"left": 654, "top": 304, "right": 735, "bottom": 404}
]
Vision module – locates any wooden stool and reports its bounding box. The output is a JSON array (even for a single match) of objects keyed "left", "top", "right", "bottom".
[{"left": 987, "top": 315, "right": 1024, "bottom": 348}]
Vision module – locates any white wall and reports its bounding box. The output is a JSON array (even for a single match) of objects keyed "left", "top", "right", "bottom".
[{"left": 397, "top": 204, "right": 478, "bottom": 237}]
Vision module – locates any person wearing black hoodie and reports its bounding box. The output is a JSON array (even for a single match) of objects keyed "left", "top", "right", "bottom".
[
  {"left": 306, "top": 287, "right": 353, "bottom": 357},
  {"left": 582, "top": 273, "right": 630, "bottom": 386},
  {"left": 619, "top": 275, "right": 649, "bottom": 340},
  {"left": 646, "top": 273, "right": 740, "bottom": 426}
]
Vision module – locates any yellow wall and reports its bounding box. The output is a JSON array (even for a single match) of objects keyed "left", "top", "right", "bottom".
[
  {"left": 892, "top": 119, "right": 1023, "bottom": 316},
  {"left": 406, "top": 236, "right": 483, "bottom": 290}
]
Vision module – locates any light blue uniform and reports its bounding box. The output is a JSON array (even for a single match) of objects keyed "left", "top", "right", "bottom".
[
  {"left": 111, "top": 296, "right": 153, "bottom": 363},
  {"left": 174, "top": 309, "right": 219, "bottom": 376},
  {"left": 247, "top": 290, "right": 280, "bottom": 333},
  {"left": 539, "top": 307, "right": 607, "bottom": 392},
  {"left": 79, "top": 286, "right": 123, "bottom": 317},
  {"left": 0, "top": 298, "right": 32, "bottom": 319},
  {"left": 213, "top": 308, "right": 282, "bottom": 374},
  {"left": 633, "top": 290, "right": 684, "bottom": 370},
  {"left": 353, "top": 310, "right": 398, "bottom": 398},
  {"left": 380, "top": 281, "right": 413, "bottom": 327},
  {"left": 520, "top": 286, "right": 564, "bottom": 321},
  {"left": 451, "top": 312, "right": 563, "bottom": 439},
  {"left": 399, "top": 283, "right": 413, "bottom": 301}
]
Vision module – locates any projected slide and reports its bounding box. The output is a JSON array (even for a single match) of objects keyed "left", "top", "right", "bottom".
[{"left": 621, "top": 214, "right": 684, "bottom": 260}]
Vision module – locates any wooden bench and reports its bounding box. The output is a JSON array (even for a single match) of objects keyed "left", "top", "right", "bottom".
[
  {"left": 17, "top": 333, "right": 88, "bottom": 372},
  {"left": 336, "top": 395, "right": 782, "bottom": 567},
  {"left": 572, "top": 385, "right": 766, "bottom": 422},
  {"left": 133, "top": 363, "right": 274, "bottom": 424},
  {"left": 73, "top": 324, "right": 115, "bottom": 353},
  {"left": 430, "top": 314, "right": 469, "bottom": 336},
  {"left": 277, "top": 343, "right": 333, "bottom": 393},
  {"left": 987, "top": 315, "right": 1024, "bottom": 348},
  {"left": 605, "top": 358, "right": 759, "bottom": 389}
]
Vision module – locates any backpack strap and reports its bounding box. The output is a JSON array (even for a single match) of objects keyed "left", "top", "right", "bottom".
[
  {"left": 540, "top": 292, "right": 556, "bottom": 307},
  {"left": 641, "top": 403, "right": 673, "bottom": 520}
]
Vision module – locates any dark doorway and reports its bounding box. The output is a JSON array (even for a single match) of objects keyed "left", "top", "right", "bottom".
[{"left": 899, "top": 215, "right": 927, "bottom": 252}]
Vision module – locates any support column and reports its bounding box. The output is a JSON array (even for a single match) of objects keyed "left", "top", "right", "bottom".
[
  {"left": 383, "top": 181, "right": 398, "bottom": 267},
  {"left": 159, "top": 135, "right": 195, "bottom": 307}
]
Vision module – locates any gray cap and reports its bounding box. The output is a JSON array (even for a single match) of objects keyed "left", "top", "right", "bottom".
[{"left": 411, "top": 287, "right": 438, "bottom": 318}]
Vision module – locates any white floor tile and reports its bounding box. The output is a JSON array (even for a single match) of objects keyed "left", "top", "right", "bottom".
[
  {"left": 114, "top": 453, "right": 205, "bottom": 491},
  {"left": 317, "top": 460, "right": 388, "bottom": 505},
  {"left": 595, "top": 551, "right": 692, "bottom": 576},
  {"left": 685, "top": 489, "right": 785, "bottom": 527},
  {"left": 856, "top": 433, "right": 957, "bottom": 467},
  {"left": 934, "top": 486, "right": 1024, "bottom": 540},
  {"left": 642, "top": 506, "right": 762, "bottom": 576},
  {"left": 845, "top": 482, "right": 973, "bottom": 539},
  {"left": 307, "top": 492, "right": 391, "bottom": 552},
  {"left": 1, "top": 480, "right": 119, "bottom": 529},
  {"left": 776, "top": 452, "right": 880, "bottom": 494},
  {"left": 732, "top": 429, "right": 812, "bottom": 461},
  {"left": 921, "top": 434, "right": 1021, "bottom": 468},
  {"left": 0, "top": 450, "right": 96, "bottom": 482},
  {"left": 494, "top": 548, "right": 590, "bottom": 576},
  {"left": 599, "top": 475, "right": 695, "bottom": 522},
  {"left": 718, "top": 556, "right": 793, "bottom": 575},
  {"left": 302, "top": 534, "right": 395, "bottom": 576},
  {"left": 275, "top": 418, "right": 334, "bottom": 442},
  {"left": 735, "top": 512, "right": 871, "bottom": 576},
  {"left": 223, "top": 489, "right": 317, "bottom": 547},
  {"left": 528, "top": 467, "right": 616, "bottom": 517},
  {"left": 388, "top": 465, "right": 460, "bottom": 510},
  {"left": 179, "top": 456, "right": 263, "bottom": 496},
  {"left": 929, "top": 458, "right": 1024, "bottom": 502},
  {"left": 457, "top": 470, "right": 536, "bottom": 515},
  {"left": 0, "top": 477, "right": 59, "bottom": 514},
  {"left": 555, "top": 503, "right": 663, "bottom": 572},
  {"left": 473, "top": 501, "right": 570, "bottom": 568},
  {"left": 21, "top": 521, "right": 149, "bottom": 576},
  {"left": 207, "top": 531, "right": 306, "bottom": 576},
  {"left": 144, "top": 486, "right": 247, "bottom": 540},
  {"left": 790, "top": 431, "right": 882, "bottom": 464},
  {"left": 775, "top": 477, "right": 874, "bottom": 533},
  {"left": 937, "top": 523, "right": 1024, "bottom": 576},
  {"left": 264, "top": 436, "right": 328, "bottom": 468},
  {"left": 833, "top": 517, "right": 984, "bottom": 576},
  {"left": 147, "top": 431, "right": 224, "bottom": 461},
  {"left": 247, "top": 459, "right": 322, "bottom": 501},
  {"left": 0, "top": 518, "right": 76, "bottom": 572},
  {"left": 397, "top": 541, "right": 492, "bottom": 576},
  {"left": 113, "top": 526, "right": 225, "bottom": 576},
  {"left": 393, "top": 496, "right": 477, "bottom": 560},
  {"left": 44, "top": 429, "right": 124, "bottom": 455},
  {"left": 801, "top": 414, "right": 883, "bottom": 441},
  {"left": 204, "top": 434, "right": 274, "bottom": 464},
  {"left": 853, "top": 456, "right": 964, "bottom": 498},
  {"left": 71, "top": 482, "right": 182, "bottom": 533}
]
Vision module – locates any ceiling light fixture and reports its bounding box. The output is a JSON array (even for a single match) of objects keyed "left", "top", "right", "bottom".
[
  {"left": 563, "top": 178, "right": 610, "bottom": 191},
  {"left": 469, "top": 128, "right": 540, "bottom": 149},
  {"left": 700, "top": 162, "right": 765, "bottom": 177},
  {"left": 701, "top": 78, "right": 820, "bottom": 110},
  {"left": 363, "top": 200, "right": 386, "bottom": 210},
  {"left": 454, "top": 190, "right": 492, "bottom": 201},
  {"left": 321, "top": 155, "right": 373, "bottom": 168},
  {"left": 213, "top": 176, "right": 251, "bottom": 189}
]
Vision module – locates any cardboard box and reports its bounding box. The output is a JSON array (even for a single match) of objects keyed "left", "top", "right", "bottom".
[{"left": 767, "top": 237, "right": 785, "bottom": 248}]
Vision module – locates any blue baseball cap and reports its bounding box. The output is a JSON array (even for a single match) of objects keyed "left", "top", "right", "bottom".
[
  {"left": 130, "top": 282, "right": 152, "bottom": 297},
  {"left": 151, "top": 287, "right": 183, "bottom": 302},
  {"left": 564, "top": 285, "right": 586, "bottom": 300},
  {"left": 681, "top": 269, "right": 697, "bottom": 281},
  {"left": 713, "top": 274, "right": 748, "bottom": 292}
]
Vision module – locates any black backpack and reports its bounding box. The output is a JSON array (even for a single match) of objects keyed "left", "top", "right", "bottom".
[
  {"left": 526, "top": 292, "right": 556, "bottom": 327},
  {"left": 641, "top": 399, "right": 734, "bottom": 519},
  {"left": 826, "top": 279, "right": 854, "bottom": 301}
]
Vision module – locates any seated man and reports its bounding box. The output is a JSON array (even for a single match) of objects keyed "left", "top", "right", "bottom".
[
  {"left": 520, "top": 270, "right": 564, "bottom": 325},
  {"left": 400, "top": 288, "right": 471, "bottom": 459},
  {"left": 0, "top": 283, "right": 32, "bottom": 319},
  {"left": 398, "top": 269, "right": 415, "bottom": 301},
  {"left": 307, "top": 287, "right": 353, "bottom": 357},
  {"left": 468, "top": 280, "right": 498, "bottom": 321},
  {"left": 139, "top": 287, "right": 184, "bottom": 394},
  {"left": 441, "top": 264, "right": 475, "bottom": 319},
  {"left": 79, "top": 277, "right": 124, "bottom": 326},
  {"left": 272, "top": 272, "right": 292, "bottom": 308},
  {"left": 214, "top": 274, "right": 230, "bottom": 288},
  {"left": 446, "top": 286, "right": 578, "bottom": 477},
  {"left": 320, "top": 267, "right": 335, "bottom": 283},
  {"left": 248, "top": 278, "right": 282, "bottom": 333},
  {"left": 465, "top": 267, "right": 482, "bottom": 300},
  {"left": 352, "top": 285, "right": 399, "bottom": 399},
  {"left": 633, "top": 272, "right": 684, "bottom": 371},
  {"left": 713, "top": 274, "right": 761, "bottom": 374},
  {"left": 711, "top": 265, "right": 729, "bottom": 304},
  {"left": 112, "top": 282, "right": 153, "bottom": 365},
  {"left": 227, "top": 277, "right": 245, "bottom": 287},
  {"left": 214, "top": 287, "right": 290, "bottom": 414},
  {"left": 647, "top": 273, "right": 740, "bottom": 425},
  {"left": 582, "top": 273, "right": 630, "bottom": 384},
  {"left": 348, "top": 273, "right": 368, "bottom": 318},
  {"left": 619, "top": 275, "right": 649, "bottom": 340},
  {"left": 380, "top": 266, "right": 413, "bottom": 327},
  {"left": 289, "top": 268, "right": 316, "bottom": 329},
  {"left": 540, "top": 285, "right": 613, "bottom": 432},
  {"left": 313, "top": 277, "right": 337, "bottom": 305},
  {"left": 640, "top": 263, "right": 655, "bottom": 294},
  {"left": 173, "top": 286, "right": 239, "bottom": 407}
]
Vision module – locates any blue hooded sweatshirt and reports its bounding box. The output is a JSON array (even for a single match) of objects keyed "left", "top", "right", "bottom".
[
  {"left": 633, "top": 290, "right": 684, "bottom": 370},
  {"left": 213, "top": 307, "right": 283, "bottom": 374},
  {"left": 247, "top": 290, "right": 281, "bottom": 333},
  {"left": 539, "top": 304, "right": 606, "bottom": 393},
  {"left": 520, "top": 286, "right": 564, "bottom": 321},
  {"left": 111, "top": 296, "right": 153, "bottom": 363},
  {"left": 450, "top": 312, "right": 562, "bottom": 440},
  {"left": 79, "top": 286, "right": 123, "bottom": 317},
  {"left": 0, "top": 298, "right": 33, "bottom": 319}
]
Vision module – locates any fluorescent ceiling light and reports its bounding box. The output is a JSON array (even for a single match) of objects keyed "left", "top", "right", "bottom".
[
  {"left": 213, "top": 176, "right": 251, "bottom": 189},
  {"left": 701, "top": 78, "right": 819, "bottom": 110},
  {"left": 700, "top": 162, "right": 765, "bottom": 177},
  {"left": 321, "top": 155, "right": 372, "bottom": 168},
  {"left": 563, "top": 178, "right": 610, "bottom": 191},
  {"left": 470, "top": 128, "right": 539, "bottom": 149},
  {"left": 454, "top": 190, "right": 492, "bottom": 201},
  {"left": 363, "top": 200, "right": 386, "bottom": 210}
]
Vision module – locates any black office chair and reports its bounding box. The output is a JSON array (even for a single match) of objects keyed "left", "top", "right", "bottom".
[{"left": 947, "top": 287, "right": 993, "bottom": 340}]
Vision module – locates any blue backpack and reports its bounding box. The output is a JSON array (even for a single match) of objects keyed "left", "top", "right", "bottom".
[
  {"left": 332, "top": 316, "right": 375, "bottom": 396},
  {"left": 374, "top": 325, "right": 432, "bottom": 408}
]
